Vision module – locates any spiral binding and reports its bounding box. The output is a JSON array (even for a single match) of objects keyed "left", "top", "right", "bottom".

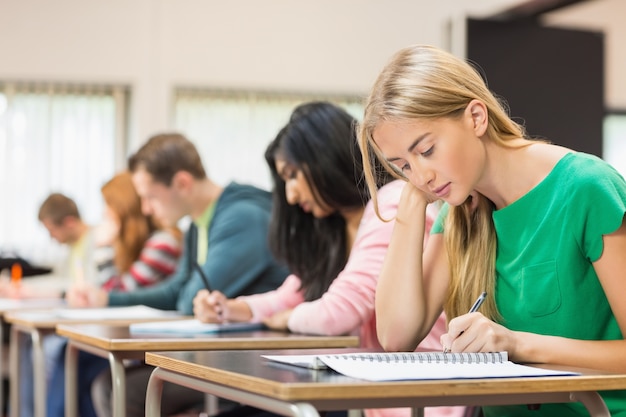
[{"left": 325, "top": 351, "right": 507, "bottom": 365}]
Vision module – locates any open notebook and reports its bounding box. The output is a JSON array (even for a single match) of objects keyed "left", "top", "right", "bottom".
[{"left": 262, "top": 351, "right": 579, "bottom": 381}]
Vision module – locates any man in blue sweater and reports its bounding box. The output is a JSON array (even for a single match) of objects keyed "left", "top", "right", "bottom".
[
  {"left": 108, "top": 132, "right": 288, "bottom": 312},
  {"left": 54, "top": 133, "right": 289, "bottom": 417}
]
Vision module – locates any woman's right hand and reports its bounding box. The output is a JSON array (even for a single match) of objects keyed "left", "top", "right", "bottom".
[{"left": 400, "top": 180, "right": 438, "bottom": 208}]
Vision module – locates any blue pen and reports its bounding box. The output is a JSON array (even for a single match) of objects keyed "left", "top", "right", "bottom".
[
  {"left": 469, "top": 291, "right": 487, "bottom": 313},
  {"left": 444, "top": 291, "right": 487, "bottom": 353}
]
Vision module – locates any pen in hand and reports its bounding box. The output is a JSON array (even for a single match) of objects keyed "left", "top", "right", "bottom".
[
  {"left": 193, "top": 262, "right": 212, "bottom": 292},
  {"left": 468, "top": 291, "right": 487, "bottom": 314},
  {"left": 192, "top": 262, "right": 225, "bottom": 320},
  {"left": 443, "top": 291, "right": 487, "bottom": 353}
]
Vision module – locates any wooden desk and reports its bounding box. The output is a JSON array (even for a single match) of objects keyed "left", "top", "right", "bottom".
[
  {"left": 0, "top": 298, "right": 65, "bottom": 416},
  {"left": 58, "top": 324, "right": 360, "bottom": 417},
  {"left": 4, "top": 308, "right": 182, "bottom": 417},
  {"left": 145, "top": 349, "right": 626, "bottom": 417}
]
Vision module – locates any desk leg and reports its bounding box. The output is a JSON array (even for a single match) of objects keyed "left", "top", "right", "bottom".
[
  {"left": 146, "top": 367, "right": 319, "bottom": 417},
  {"left": 410, "top": 408, "right": 424, "bottom": 417},
  {"left": 31, "top": 329, "right": 46, "bottom": 417},
  {"left": 65, "top": 343, "right": 79, "bottom": 417},
  {"left": 204, "top": 393, "right": 218, "bottom": 416},
  {"left": 109, "top": 352, "right": 126, "bottom": 417},
  {"left": 8, "top": 326, "right": 21, "bottom": 417},
  {"left": 571, "top": 391, "right": 610, "bottom": 417},
  {"left": 145, "top": 369, "right": 164, "bottom": 417}
]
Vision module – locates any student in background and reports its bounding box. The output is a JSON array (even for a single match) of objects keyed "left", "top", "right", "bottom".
[
  {"left": 194, "top": 101, "right": 464, "bottom": 417},
  {"left": 1, "top": 193, "right": 112, "bottom": 298},
  {"left": 69, "top": 132, "right": 289, "bottom": 417},
  {"left": 358, "top": 44, "right": 626, "bottom": 417},
  {"left": 98, "top": 170, "right": 182, "bottom": 291},
  {"left": 3, "top": 193, "right": 113, "bottom": 417},
  {"left": 38, "top": 192, "right": 111, "bottom": 286},
  {"left": 44, "top": 170, "right": 183, "bottom": 417}
]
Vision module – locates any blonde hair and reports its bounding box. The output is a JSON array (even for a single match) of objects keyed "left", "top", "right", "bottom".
[{"left": 359, "top": 45, "right": 528, "bottom": 322}]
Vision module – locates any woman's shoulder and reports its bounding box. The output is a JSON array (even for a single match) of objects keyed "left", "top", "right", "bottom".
[
  {"left": 530, "top": 144, "right": 614, "bottom": 176},
  {"left": 362, "top": 180, "right": 405, "bottom": 222},
  {"left": 553, "top": 151, "right": 624, "bottom": 189},
  {"left": 376, "top": 179, "right": 405, "bottom": 203}
]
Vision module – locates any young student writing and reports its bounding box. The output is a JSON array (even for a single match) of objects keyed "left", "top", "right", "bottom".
[
  {"left": 72, "top": 133, "right": 289, "bottom": 417},
  {"left": 358, "top": 44, "right": 626, "bottom": 416},
  {"left": 194, "top": 101, "right": 464, "bottom": 417}
]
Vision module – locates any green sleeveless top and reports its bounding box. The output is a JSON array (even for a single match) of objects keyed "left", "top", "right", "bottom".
[{"left": 433, "top": 152, "right": 626, "bottom": 416}]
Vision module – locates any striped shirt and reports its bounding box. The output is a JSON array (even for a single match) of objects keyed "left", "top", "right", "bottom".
[{"left": 101, "top": 229, "right": 181, "bottom": 292}]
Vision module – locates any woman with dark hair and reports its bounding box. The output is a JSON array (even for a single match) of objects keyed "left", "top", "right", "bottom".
[{"left": 194, "top": 101, "right": 463, "bottom": 417}]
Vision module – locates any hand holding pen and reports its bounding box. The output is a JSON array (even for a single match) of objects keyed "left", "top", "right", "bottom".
[
  {"left": 193, "top": 289, "right": 227, "bottom": 323},
  {"left": 442, "top": 291, "right": 487, "bottom": 353},
  {"left": 192, "top": 263, "right": 226, "bottom": 322}
]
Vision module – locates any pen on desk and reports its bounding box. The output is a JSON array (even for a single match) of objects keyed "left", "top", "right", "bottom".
[{"left": 443, "top": 291, "right": 487, "bottom": 353}]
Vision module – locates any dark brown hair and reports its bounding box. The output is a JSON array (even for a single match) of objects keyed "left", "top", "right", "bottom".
[{"left": 128, "top": 133, "right": 207, "bottom": 185}]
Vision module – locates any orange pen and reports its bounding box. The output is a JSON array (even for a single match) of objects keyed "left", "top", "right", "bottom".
[{"left": 11, "top": 262, "right": 23, "bottom": 287}]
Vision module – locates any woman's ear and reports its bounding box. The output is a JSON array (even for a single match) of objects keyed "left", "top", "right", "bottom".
[{"left": 466, "top": 99, "right": 488, "bottom": 137}]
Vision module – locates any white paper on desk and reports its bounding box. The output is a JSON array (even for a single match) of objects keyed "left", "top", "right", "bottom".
[
  {"left": 129, "top": 319, "right": 264, "bottom": 335},
  {"left": 317, "top": 354, "right": 580, "bottom": 381},
  {"left": 54, "top": 305, "right": 179, "bottom": 320},
  {"left": 0, "top": 298, "right": 66, "bottom": 310},
  {"left": 263, "top": 352, "right": 580, "bottom": 381}
]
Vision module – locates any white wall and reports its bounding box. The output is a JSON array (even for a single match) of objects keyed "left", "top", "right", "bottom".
[
  {"left": 0, "top": 0, "right": 443, "bottom": 150},
  {"left": 1, "top": 0, "right": 623, "bottom": 149}
]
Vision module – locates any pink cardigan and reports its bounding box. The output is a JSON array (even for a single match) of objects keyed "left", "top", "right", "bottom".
[{"left": 239, "top": 180, "right": 464, "bottom": 417}]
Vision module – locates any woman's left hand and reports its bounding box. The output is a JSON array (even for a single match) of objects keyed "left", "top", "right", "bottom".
[{"left": 262, "top": 309, "right": 293, "bottom": 331}]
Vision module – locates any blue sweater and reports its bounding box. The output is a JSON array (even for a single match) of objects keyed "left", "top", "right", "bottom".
[{"left": 108, "top": 182, "right": 289, "bottom": 314}]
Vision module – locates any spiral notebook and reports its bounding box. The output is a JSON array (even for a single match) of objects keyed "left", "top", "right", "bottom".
[{"left": 262, "top": 351, "right": 579, "bottom": 381}]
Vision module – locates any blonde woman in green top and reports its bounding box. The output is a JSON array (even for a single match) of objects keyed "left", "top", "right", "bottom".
[{"left": 359, "top": 44, "right": 626, "bottom": 416}]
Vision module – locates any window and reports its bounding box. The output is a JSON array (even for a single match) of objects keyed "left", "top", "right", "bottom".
[
  {"left": 173, "top": 89, "right": 364, "bottom": 191},
  {"left": 0, "top": 82, "right": 128, "bottom": 267}
]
